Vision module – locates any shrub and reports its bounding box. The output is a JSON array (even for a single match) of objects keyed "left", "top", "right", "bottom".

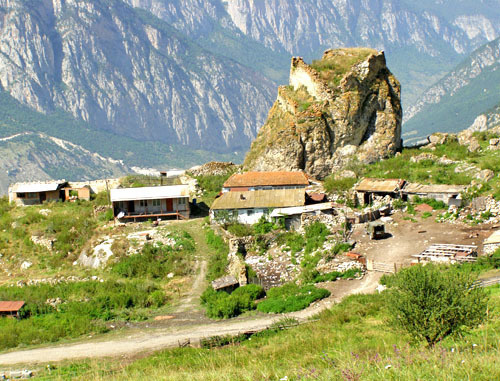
[
  {"left": 413, "top": 196, "right": 447, "bottom": 210},
  {"left": 205, "top": 228, "right": 229, "bottom": 281},
  {"left": 304, "top": 222, "right": 330, "bottom": 254},
  {"left": 277, "top": 232, "right": 305, "bottom": 255},
  {"left": 253, "top": 216, "right": 275, "bottom": 235},
  {"left": 226, "top": 223, "right": 253, "bottom": 237},
  {"left": 385, "top": 264, "right": 488, "bottom": 346},
  {"left": 201, "top": 285, "right": 263, "bottom": 319},
  {"left": 257, "top": 283, "right": 330, "bottom": 314}
]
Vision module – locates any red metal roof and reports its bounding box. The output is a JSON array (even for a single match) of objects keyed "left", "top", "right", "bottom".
[
  {"left": 0, "top": 301, "right": 25, "bottom": 312},
  {"left": 224, "top": 171, "right": 309, "bottom": 188}
]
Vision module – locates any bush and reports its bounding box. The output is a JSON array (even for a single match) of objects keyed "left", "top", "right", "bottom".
[
  {"left": 385, "top": 264, "right": 488, "bottom": 346},
  {"left": 205, "top": 228, "right": 229, "bottom": 281},
  {"left": 412, "top": 196, "right": 447, "bottom": 210},
  {"left": 226, "top": 223, "right": 253, "bottom": 237},
  {"left": 112, "top": 232, "right": 195, "bottom": 279},
  {"left": 277, "top": 232, "right": 305, "bottom": 255},
  {"left": 304, "top": 222, "right": 330, "bottom": 254},
  {"left": 253, "top": 216, "right": 275, "bottom": 235},
  {"left": 324, "top": 176, "right": 357, "bottom": 194},
  {"left": 201, "top": 284, "right": 264, "bottom": 319},
  {"left": 257, "top": 283, "right": 330, "bottom": 314}
]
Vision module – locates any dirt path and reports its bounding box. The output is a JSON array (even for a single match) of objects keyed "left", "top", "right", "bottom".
[{"left": 0, "top": 272, "right": 380, "bottom": 366}]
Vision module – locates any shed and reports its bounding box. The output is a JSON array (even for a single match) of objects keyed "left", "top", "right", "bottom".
[
  {"left": 8, "top": 181, "right": 68, "bottom": 206},
  {"left": 270, "top": 202, "right": 335, "bottom": 230},
  {"left": 211, "top": 275, "right": 239, "bottom": 293},
  {"left": 0, "top": 301, "right": 25, "bottom": 318},
  {"left": 484, "top": 230, "right": 500, "bottom": 255},
  {"left": 110, "top": 185, "right": 190, "bottom": 221},
  {"left": 403, "top": 183, "right": 466, "bottom": 207},
  {"left": 355, "top": 178, "right": 405, "bottom": 205},
  {"left": 222, "top": 171, "right": 309, "bottom": 192},
  {"left": 210, "top": 188, "right": 306, "bottom": 225}
]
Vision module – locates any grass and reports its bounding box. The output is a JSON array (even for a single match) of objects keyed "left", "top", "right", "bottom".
[
  {"left": 310, "top": 48, "right": 375, "bottom": 88},
  {"left": 38, "top": 285, "right": 500, "bottom": 380},
  {"left": 256, "top": 283, "right": 330, "bottom": 314}
]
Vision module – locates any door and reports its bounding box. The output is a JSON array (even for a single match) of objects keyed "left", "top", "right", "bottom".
[
  {"left": 166, "top": 199, "right": 173, "bottom": 211},
  {"left": 40, "top": 192, "right": 46, "bottom": 203},
  {"left": 128, "top": 201, "right": 135, "bottom": 213}
]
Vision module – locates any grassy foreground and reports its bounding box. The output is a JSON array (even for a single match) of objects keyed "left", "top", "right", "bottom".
[{"left": 38, "top": 285, "right": 500, "bottom": 380}]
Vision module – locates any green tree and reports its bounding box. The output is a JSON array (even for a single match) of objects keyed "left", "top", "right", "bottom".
[{"left": 386, "top": 264, "right": 488, "bottom": 346}]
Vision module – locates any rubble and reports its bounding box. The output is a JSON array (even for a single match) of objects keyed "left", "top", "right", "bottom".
[
  {"left": 14, "top": 275, "right": 103, "bottom": 287},
  {"left": 30, "top": 235, "right": 55, "bottom": 251}
]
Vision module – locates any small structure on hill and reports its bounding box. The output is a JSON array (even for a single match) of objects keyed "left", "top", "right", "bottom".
[
  {"left": 403, "top": 183, "right": 466, "bottom": 207},
  {"left": 210, "top": 188, "right": 305, "bottom": 225},
  {"left": 63, "top": 185, "right": 91, "bottom": 201},
  {"left": 355, "top": 178, "right": 405, "bottom": 205},
  {"left": 484, "top": 230, "right": 500, "bottom": 254},
  {"left": 0, "top": 301, "right": 25, "bottom": 318},
  {"left": 222, "top": 171, "right": 309, "bottom": 193},
  {"left": 270, "top": 202, "right": 335, "bottom": 230},
  {"left": 8, "top": 181, "right": 69, "bottom": 206},
  {"left": 110, "top": 185, "right": 190, "bottom": 221},
  {"left": 211, "top": 275, "right": 239, "bottom": 293},
  {"left": 413, "top": 244, "right": 477, "bottom": 264}
]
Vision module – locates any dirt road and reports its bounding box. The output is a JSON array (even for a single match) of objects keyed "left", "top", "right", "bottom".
[{"left": 0, "top": 272, "right": 380, "bottom": 366}]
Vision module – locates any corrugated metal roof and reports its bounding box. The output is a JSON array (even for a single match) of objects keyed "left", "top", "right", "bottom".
[
  {"left": 0, "top": 301, "right": 25, "bottom": 312},
  {"left": 110, "top": 185, "right": 190, "bottom": 202},
  {"left": 355, "top": 178, "right": 404, "bottom": 193},
  {"left": 270, "top": 202, "right": 334, "bottom": 217},
  {"left": 403, "top": 183, "right": 466, "bottom": 195},
  {"left": 211, "top": 189, "right": 305, "bottom": 210},
  {"left": 224, "top": 171, "right": 309, "bottom": 188},
  {"left": 484, "top": 230, "right": 500, "bottom": 245},
  {"left": 13, "top": 181, "right": 66, "bottom": 193}
]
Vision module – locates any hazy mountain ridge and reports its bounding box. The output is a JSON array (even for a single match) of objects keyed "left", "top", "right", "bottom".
[{"left": 403, "top": 37, "right": 500, "bottom": 143}]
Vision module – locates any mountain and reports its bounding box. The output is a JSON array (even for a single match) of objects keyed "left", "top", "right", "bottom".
[
  {"left": 403, "top": 37, "right": 500, "bottom": 145},
  {"left": 0, "top": 0, "right": 275, "bottom": 154},
  {"left": 219, "top": 0, "right": 500, "bottom": 105},
  {"left": 0, "top": 132, "right": 132, "bottom": 195},
  {"left": 244, "top": 49, "right": 402, "bottom": 179}
]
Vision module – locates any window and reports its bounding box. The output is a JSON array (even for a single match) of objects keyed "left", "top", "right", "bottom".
[
  {"left": 178, "top": 198, "right": 186, "bottom": 204},
  {"left": 140, "top": 200, "right": 147, "bottom": 207},
  {"left": 27, "top": 193, "right": 38, "bottom": 199},
  {"left": 247, "top": 209, "right": 254, "bottom": 216},
  {"left": 152, "top": 199, "right": 160, "bottom": 207}
]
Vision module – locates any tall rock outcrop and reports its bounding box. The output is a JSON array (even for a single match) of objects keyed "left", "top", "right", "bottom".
[{"left": 244, "top": 48, "right": 402, "bottom": 179}]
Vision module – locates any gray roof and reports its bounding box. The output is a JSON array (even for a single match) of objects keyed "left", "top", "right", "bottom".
[
  {"left": 110, "top": 185, "right": 190, "bottom": 202},
  {"left": 211, "top": 275, "right": 239, "bottom": 290},
  {"left": 403, "top": 183, "right": 466, "bottom": 195},
  {"left": 13, "top": 181, "right": 66, "bottom": 193}
]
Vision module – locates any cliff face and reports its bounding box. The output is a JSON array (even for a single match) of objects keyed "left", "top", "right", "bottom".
[
  {"left": 403, "top": 37, "right": 500, "bottom": 145},
  {"left": 244, "top": 49, "right": 402, "bottom": 179},
  {"left": 0, "top": 0, "right": 275, "bottom": 153}
]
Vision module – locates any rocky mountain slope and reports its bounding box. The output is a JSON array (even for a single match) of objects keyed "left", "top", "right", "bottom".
[
  {"left": 220, "top": 0, "right": 500, "bottom": 104},
  {"left": 0, "top": 0, "right": 275, "bottom": 153},
  {"left": 0, "top": 132, "right": 131, "bottom": 195},
  {"left": 244, "top": 49, "right": 402, "bottom": 179},
  {"left": 403, "top": 37, "right": 500, "bottom": 145}
]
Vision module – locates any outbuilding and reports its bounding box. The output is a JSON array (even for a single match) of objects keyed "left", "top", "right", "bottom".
[
  {"left": 110, "top": 185, "right": 190, "bottom": 221},
  {"left": 402, "top": 183, "right": 466, "bottom": 207},
  {"left": 0, "top": 301, "right": 25, "bottom": 319},
  {"left": 8, "top": 181, "right": 69, "bottom": 206},
  {"left": 355, "top": 178, "right": 406, "bottom": 205}
]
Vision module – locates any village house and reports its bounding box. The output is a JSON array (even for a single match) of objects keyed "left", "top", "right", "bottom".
[
  {"left": 355, "top": 178, "right": 406, "bottom": 205},
  {"left": 8, "top": 181, "right": 69, "bottom": 206},
  {"left": 0, "top": 301, "right": 25, "bottom": 319},
  {"left": 402, "top": 183, "right": 466, "bottom": 207},
  {"left": 110, "top": 185, "right": 190, "bottom": 221},
  {"left": 210, "top": 188, "right": 306, "bottom": 225},
  {"left": 222, "top": 171, "right": 309, "bottom": 193}
]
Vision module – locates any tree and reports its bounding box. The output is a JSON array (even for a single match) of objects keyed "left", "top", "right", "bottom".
[{"left": 385, "top": 264, "right": 488, "bottom": 346}]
